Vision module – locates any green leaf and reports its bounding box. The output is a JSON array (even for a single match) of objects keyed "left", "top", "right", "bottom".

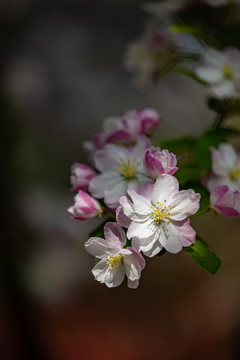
[
  {"left": 168, "top": 24, "right": 212, "bottom": 45},
  {"left": 177, "top": 67, "right": 207, "bottom": 85},
  {"left": 181, "top": 181, "right": 210, "bottom": 216},
  {"left": 88, "top": 217, "right": 115, "bottom": 238},
  {"left": 169, "top": 24, "right": 206, "bottom": 37},
  {"left": 184, "top": 237, "right": 221, "bottom": 274},
  {"left": 160, "top": 136, "right": 196, "bottom": 164},
  {"left": 175, "top": 164, "right": 202, "bottom": 185}
]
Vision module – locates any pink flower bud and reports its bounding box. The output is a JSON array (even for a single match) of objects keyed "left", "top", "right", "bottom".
[
  {"left": 210, "top": 185, "right": 240, "bottom": 217},
  {"left": 68, "top": 191, "right": 103, "bottom": 220},
  {"left": 70, "top": 163, "right": 96, "bottom": 191},
  {"left": 138, "top": 109, "right": 162, "bottom": 136},
  {"left": 144, "top": 148, "right": 178, "bottom": 179}
]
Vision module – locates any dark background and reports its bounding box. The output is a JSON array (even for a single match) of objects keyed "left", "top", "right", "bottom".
[{"left": 1, "top": 1, "right": 240, "bottom": 359}]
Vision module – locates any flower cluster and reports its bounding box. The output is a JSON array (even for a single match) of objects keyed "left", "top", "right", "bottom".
[
  {"left": 124, "top": 25, "right": 176, "bottom": 87},
  {"left": 68, "top": 109, "right": 203, "bottom": 288},
  {"left": 195, "top": 48, "right": 240, "bottom": 99},
  {"left": 67, "top": 0, "right": 240, "bottom": 288}
]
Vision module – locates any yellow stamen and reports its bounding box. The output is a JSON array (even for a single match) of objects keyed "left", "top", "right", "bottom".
[
  {"left": 229, "top": 164, "right": 240, "bottom": 180},
  {"left": 106, "top": 254, "right": 123, "bottom": 270},
  {"left": 222, "top": 63, "right": 233, "bottom": 79},
  {"left": 149, "top": 201, "right": 173, "bottom": 225},
  {"left": 116, "top": 158, "right": 139, "bottom": 179}
]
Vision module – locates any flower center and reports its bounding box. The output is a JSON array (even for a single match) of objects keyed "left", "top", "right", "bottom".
[
  {"left": 229, "top": 164, "right": 240, "bottom": 180},
  {"left": 222, "top": 63, "right": 233, "bottom": 79},
  {"left": 116, "top": 158, "right": 139, "bottom": 179},
  {"left": 149, "top": 200, "right": 172, "bottom": 224},
  {"left": 106, "top": 254, "right": 123, "bottom": 270}
]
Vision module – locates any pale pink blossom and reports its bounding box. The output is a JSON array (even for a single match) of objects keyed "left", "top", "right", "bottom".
[
  {"left": 210, "top": 185, "right": 240, "bottom": 217},
  {"left": 89, "top": 138, "right": 152, "bottom": 209},
  {"left": 68, "top": 191, "right": 103, "bottom": 220},
  {"left": 118, "top": 174, "right": 200, "bottom": 257},
  {"left": 85, "top": 222, "right": 145, "bottom": 288},
  {"left": 124, "top": 25, "right": 175, "bottom": 87},
  {"left": 207, "top": 143, "right": 240, "bottom": 192},
  {"left": 195, "top": 47, "right": 240, "bottom": 98},
  {"left": 70, "top": 163, "right": 96, "bottom": 191},
  {"left": 83, "top": 109, "right": 161, "bottom": 155},
  {"left": 144, "top": 148, "right": 178, "bottom": 179},
  {"left": 138, "top": 108, "right": 162, "bottom": 135}
]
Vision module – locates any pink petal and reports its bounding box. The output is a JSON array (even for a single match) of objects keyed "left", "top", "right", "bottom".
[
  {"left": 116, "top": 205, "right": 132, "bottom": 228},
  {"left": 104, "top": 222, "right": 126, "bottom": 248}
]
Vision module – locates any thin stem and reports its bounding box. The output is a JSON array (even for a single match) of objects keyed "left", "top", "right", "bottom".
[
  {"left": 212, "top": 113, "right": 226, "bottom": 131},
  {"left": 191, "top": 207, "right": 210, "bottom": 218}
]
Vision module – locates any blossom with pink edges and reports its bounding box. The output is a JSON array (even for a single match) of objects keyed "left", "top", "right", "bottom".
[
  {"left": 137, "top": 108, "right": 162, "bottom": 135},
  {"left": 207, "top": 143, "right": 240, "bottom": 192},
  {"left": 85, "top": 222, "right": 145, "bottom": 288},
  {"left": 195, "top": 47, "right": 240, "bottom": 98},
  {"left": 210, "top": 185, "right": 240, "bottom": 217},
  {"left": 89, "top": 138, "right": 152, "bottom": 209},
  {"left": 68, "top": 191, "right": 103, "bottom": 220},
  {"left": 144, "top": 148, "right": 178, "bottom": 179},
  {"left": 118, "top": 174, "right": 200, "bottom": 257},
  {"left": 83, "top": 109, "right": 161, "bottom": 154},
  {"left": 70, "top": 163, "right": 96, "bottom": 191}
]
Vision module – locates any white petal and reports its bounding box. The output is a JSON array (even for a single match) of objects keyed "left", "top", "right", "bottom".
[
  {"left": 159, "top": 222, "right": 182, "bottom": 254},
  {"left": 123, "top": 254, "right": 141, "bottom": 281},
  {"left": 119, "top": 196, "right": 148, "bottom": 223},
  {"left": 211, "top": 146, "right": 231, "bottom": 176},
  {"left": 94, "top": 145, "right": 128, "bottom": 172},
  {"left": 130, "top": 138, "right": 149, "bottom": 161},
  {"left": 170, "top": 189, "right": 200, "bottom": 221},
  {"left": 105, "top": 263, "right": 125, "bottom": 288},
  {"left": 195, "top": 65, "right": 223, "bottom": 83},
  {"left": 92, "top": 259, "right": 109, "bottom": 282},
  {"left": 136, "top": 183, "right": 154, "bottom": 200},
  {"left": 85, "top": 238, "right": 108, "bottom": 259},
  {"left": 127, "top": 279, "right": 139, "bottom": 289},
  {"left": 128, "top": 188, "right": 152, "bottom": 215},
  {"left": 131, "top": 231, "right": 159, "bottom": 254},
  {"left": 104, "top": 181, "right": 129, "bottom": 209},
  {"left": 210, "top": 80, "right": 236, "bottom": 98},
  {"left": 127, "top": 219, "right": 154, "bottom": 240},
  {"left": 143, "top": 241, "right": 162, "bottom": 257},
  {"left": 152, "top": 174, "right": 179, "bottom": 203},
  {"left": 135, "top": 173, "right": 154, "bottom": 187},
  {"left": 174, "top": 219, "right": 196, "bottom": 247},
  {"left": 204, "top": 48, "right": 226, "bottom": 66},
  {"left": 89, "top": 172, "right": 121, "bottom": 198},
  {"left": 219, "top": 143, "right": 238, "bottom": 169}
]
